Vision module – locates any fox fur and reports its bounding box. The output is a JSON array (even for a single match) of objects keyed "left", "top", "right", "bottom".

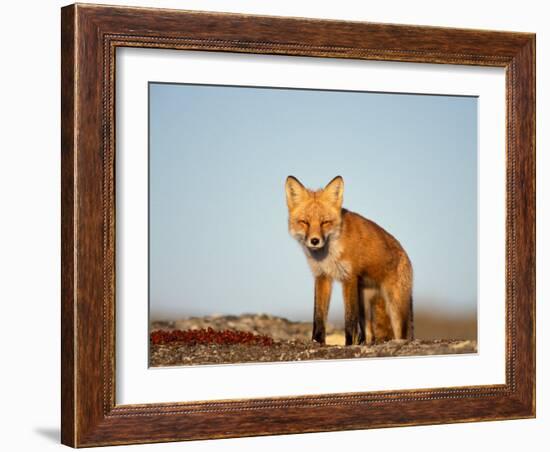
[{"left": 285, "top": 175, "right": 413, "bottom": 346}]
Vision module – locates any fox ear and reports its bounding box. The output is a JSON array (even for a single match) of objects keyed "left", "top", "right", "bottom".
[
  {"left": 323, "top": 176, "right": 344, "bottom": 207},
  {"left": 285, "top": 176, "right": 307, "bottom": 209}
]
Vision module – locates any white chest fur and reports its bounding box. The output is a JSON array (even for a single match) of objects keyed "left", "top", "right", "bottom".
[{"left": 304, "top": 239, "right": 351, "bottom": 281}]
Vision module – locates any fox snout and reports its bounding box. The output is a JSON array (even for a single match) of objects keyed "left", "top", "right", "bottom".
[
  {"left": 304, "top": 221, "right": 327, "bottom": 249},
  {"left": 306, "top": 232, "right": 325, "bottom": 250},
  {"left": 287, "top": 223, "right": 326, "bottom": 249}
]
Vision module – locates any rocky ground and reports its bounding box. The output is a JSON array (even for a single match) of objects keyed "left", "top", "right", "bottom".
[{"left": 150, "top": 314, "right": 477, "bottom": 367}]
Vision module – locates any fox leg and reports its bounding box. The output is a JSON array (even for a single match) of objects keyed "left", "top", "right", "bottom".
[
  {"left": 342, "top": 277, "right": 360, "bottom": 345},
  {"left": 312, "top": 275, "right": 332, "bottom": 344},
  {"left": 359, "top": 288, "right": 377, "bottom": 345}
]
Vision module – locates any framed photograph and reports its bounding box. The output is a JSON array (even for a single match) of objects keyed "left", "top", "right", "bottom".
[{"left": 61, "top": 3, "right": 535, "bottom": 447}]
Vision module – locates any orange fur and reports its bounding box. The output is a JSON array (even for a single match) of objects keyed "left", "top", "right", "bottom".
[{"left": 285, "top": 175, "right": 413, "bottom": 345}]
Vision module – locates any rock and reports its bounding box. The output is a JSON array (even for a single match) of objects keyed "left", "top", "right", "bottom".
[{"left": 150, "top": 314, "right": 477, "bottom": 367}]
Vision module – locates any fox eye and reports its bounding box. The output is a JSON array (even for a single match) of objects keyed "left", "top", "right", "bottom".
[
  {"left": 321, "top": 220, "right": 333, "bottom": 226},
  {"left": 298, "top": 220, "right": 309, "bottom": 226}
]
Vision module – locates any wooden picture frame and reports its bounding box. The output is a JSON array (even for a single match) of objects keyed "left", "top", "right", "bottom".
[{"left": 61, "top": 3, "right": 535, "bottom": 447}]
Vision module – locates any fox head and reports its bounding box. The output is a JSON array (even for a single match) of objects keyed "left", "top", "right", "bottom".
[{"left": 285, "top": 175, "right": 344, "bottom": 251}]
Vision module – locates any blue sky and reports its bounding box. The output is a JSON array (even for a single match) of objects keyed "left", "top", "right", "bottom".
[{"left": 149, "top": 83, "right": 477, "bottom": 322}]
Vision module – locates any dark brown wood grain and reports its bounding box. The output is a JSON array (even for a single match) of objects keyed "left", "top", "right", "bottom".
[
  {"left": 60, "top": 5, "right": 76, "bottom": 446},
  {"left": 61, "top": 3, "right": 536, "bottom": 447}
]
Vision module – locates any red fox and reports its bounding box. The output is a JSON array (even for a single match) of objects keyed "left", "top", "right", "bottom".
[{"left": 285, "top": 175, "right": 413, "bottom": 346}]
